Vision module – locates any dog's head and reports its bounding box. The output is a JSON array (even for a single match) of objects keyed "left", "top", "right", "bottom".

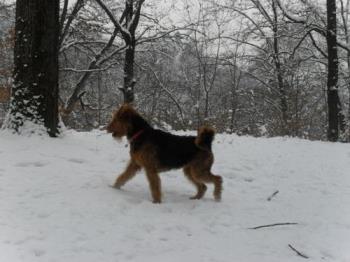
[{"left": 106, "top": 104, "right": 137, "bottom": 139}]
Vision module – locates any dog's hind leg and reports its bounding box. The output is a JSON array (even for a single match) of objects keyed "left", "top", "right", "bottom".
[
  {"left": 145, "top": 168, "right": 162, "bottom": 203},
  {"left": 113, "top": 160, "right": 141, "bottom": 189},
  {"left": 192, "top": 167, "right": 222, "bottom": 201},
  {"left": 183, "top": 166, "right": 207, "bottom": 200}
]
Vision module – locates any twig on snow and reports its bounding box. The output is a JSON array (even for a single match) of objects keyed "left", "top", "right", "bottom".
[
  {"left": 288, "top": 244, "right": 309, "bottom": 259},
  {"left": 248, "top": 222, "right": 298, "bottom": 230},
  {"left": 267, "top": 190, "right": 279, "bottom": 201}
]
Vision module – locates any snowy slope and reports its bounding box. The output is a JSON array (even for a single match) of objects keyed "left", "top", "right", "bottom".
[{"left": 0, "top": 130, "right": 349, "bottom": 262}]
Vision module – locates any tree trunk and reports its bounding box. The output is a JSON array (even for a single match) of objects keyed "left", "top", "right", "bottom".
[
  {"left": 5, "top": 0, "right": 59, "bottom": 136},
  {"left": 97, "top": 72, "right": 102, "bottom": 126},
  {"left": 122, "top": 39, "right": 136, "bottom": 103},
  {"left": 272, "top": 0, "right": 288, "bottom": 136},
  {"left": 121, "top": 0, "right": 136, "bottom": 104},
  {"left": 326, "top": 0, "right": 340, "bottom": 141}
]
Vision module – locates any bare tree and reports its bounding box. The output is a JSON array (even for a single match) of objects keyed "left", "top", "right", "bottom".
[
  {"left": 326, "top": 0, "right": 340, "bottom": 141},
  {"left": 338, "top": 0, "right": 350, "bottom": 140},
  {"left": 58, "top": 0, "right": 194, "bottom": 128},
  {"left": 275, "top": 0, "right": 345, "bottom": 141},
  {"left": 95, "top": 0, "right": 144, "bottom": 103}
]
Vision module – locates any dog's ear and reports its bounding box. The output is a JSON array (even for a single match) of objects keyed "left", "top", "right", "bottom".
[{"left": 117, "top": 103, "right": 136, "bottom": 120}]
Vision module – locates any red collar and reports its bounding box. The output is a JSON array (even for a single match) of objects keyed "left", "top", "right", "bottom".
[{"left": 129, "top": 129, "right": 144, "bottom": 143}]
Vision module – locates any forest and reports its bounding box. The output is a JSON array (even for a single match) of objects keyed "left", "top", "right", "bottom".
[
  {"left": 1, "top": 1, "right": 350, "bottom": 261},
  {"left": 0, "top": 0, "right": 349, "bottom": 141}
]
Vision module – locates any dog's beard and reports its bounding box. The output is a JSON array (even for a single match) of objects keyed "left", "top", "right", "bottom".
[
  {"left": 112, "top": 133, "right": 123, "bottom": 141},
  {"left": 115, "top": 137, "right": 123, "bottom": 142}
]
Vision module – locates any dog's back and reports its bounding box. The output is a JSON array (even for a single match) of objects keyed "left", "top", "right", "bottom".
[{"left": 150, "top": 129, "right": 199, "bottom": 168}]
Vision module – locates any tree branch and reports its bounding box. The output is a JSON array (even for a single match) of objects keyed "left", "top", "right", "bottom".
[
  {"left": 267, "top": 190, "right": 279, "bottom": 201},
  {"left": 94, "top": 0, "right": 131, "bottom": 41},
  {"left": 128, "top": 0, "right": 145, "bottom": 34},
  {"left": 146, "top": 66, "right": 186, "bottom": 129},
  {"left": 60, "top": 61, "right": 120, "bottom": 72},
  {"left": 248, "top": 222, "right": 298, "bottom": 229},
  {"left": 288, "top": 244, "right": 309, "bottom": 259},
  {"left": 59, "top": 0, "right": 69, "bottom": 36},
  {"left": 59, "top": 0, "right": 84, "bottom": 47}
]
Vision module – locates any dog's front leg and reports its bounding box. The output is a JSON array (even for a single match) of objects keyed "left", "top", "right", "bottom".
[
  {"left": 145, "top": 168, "right": 162, "bottom": 203},
  {"left": 113, "top": 160, "right": 140, "bottom": 189}
]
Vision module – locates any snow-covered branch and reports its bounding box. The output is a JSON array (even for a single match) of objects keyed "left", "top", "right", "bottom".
[{"left": 94, "top": 0, "right": 131, "bottom": 41}]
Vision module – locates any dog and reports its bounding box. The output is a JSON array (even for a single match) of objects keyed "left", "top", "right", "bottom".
[{"left": 106, "top": 104, "right": 222, "bottom": 203}]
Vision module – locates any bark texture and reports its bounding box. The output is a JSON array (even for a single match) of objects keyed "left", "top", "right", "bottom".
[
  {"left": 327, "top": 0, "right": 340, "bottom": 141},
  {"left": 6, "top": 0, "right": 59, "bottom": 136}
]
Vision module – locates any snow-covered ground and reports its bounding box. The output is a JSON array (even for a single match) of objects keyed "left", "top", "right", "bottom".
[{"left": 0, "top": 130, "right": 349, "bottom": 262}]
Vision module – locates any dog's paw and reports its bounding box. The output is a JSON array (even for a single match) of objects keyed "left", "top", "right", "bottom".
[
  {"left": 214, "top": 196, "right": 222, "bottom": 202},
  {"left": 109, "top": 184, "right": 121, "bottom": 189},
  {"left": 189, "top": 195, "right": 201, "bottom": 200}
]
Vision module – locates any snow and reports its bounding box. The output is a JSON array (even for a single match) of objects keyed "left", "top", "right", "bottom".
[{"left": 0, "top": 130, "right": 350, "bottom": 262}]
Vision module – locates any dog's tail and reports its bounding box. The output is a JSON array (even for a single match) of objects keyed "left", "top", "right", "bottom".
[{"left": 195, "top": 126, "right": 215, "bottom": 151}]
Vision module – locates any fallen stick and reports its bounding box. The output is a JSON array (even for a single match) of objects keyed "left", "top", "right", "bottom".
[
  {"left": 248, "top": 222, "right": 298, "bottom": 230},
  {"left": 288, "top": 244, "right": 309, "bottom": 259},
  {"left": 267, "top": 190, "right": 279, "bottom": 201}
]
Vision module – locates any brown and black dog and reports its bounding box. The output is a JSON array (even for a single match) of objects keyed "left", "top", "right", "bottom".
[{"left": 106, "top": 104, "right": 222, "bottom": 203}]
